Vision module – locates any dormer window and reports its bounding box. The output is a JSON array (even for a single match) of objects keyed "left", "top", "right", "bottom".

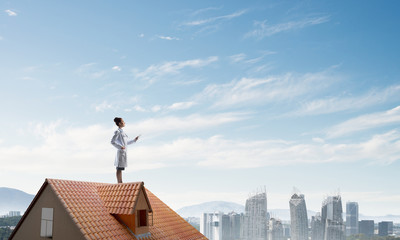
[{"left": 138, "top": 209, "right": 147, "bottom": 227}]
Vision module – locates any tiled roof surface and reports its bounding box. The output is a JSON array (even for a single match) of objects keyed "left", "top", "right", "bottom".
[
  {"left": 97, "top": 182, "right": 145, "bottom": 215},
  {"left": 48, "top": 179, "right": 133, "bottom": 240},
  {"left": 147, "top": 190, "right": 207, "bottom": 240},
  {"left": 47, "top": 179, "right": 207, "bottom": 240}
]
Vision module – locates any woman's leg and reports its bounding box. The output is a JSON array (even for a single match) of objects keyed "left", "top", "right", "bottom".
[{"left": 116, "top": 169, "right": 123, "bottom": 183}]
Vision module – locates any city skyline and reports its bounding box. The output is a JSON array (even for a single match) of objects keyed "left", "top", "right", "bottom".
[{"left": 1, "top": 0, "right": 400, "bottom": 216}]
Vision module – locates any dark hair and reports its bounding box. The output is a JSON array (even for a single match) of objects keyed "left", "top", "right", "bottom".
[{"left": 114, "top": 117, "right": 122, "bottom": 126}]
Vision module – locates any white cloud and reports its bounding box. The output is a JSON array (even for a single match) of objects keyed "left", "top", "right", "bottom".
[
  {"left": 1, "top": 119, "right": 399, "bottom": 184},
  {"left": 128, "top": 112, "right": 247, "bottom": 135},
  {"left": 127, "top": 105, "right": 146, "bottom": 112},
  {"left": 124, "top": 102, "right": 196, "bottom": 113},
  {"left": 151, "top": 105, "right": 162, "bottom": 112},
  {"left": 5, "top": 10, "right": 17, "bottom": 16},
  {"left": 0, "top": 36, "right": 3, "bottom": 41},
  {"left": 172, "top": 79, "right": 203, "bottom": 86},
  {"left": 23, "top": 66, "right": 40, "bottom": 72},
  {"left": 312, "top": 137, "right": 325, "bottom": 143},
  {"left": 195, "top": 130, "right": 400, "bottom": 168},
  {"left": 21, "top": 76, "right": 35, "bottom": 81},
  {"left": 326, "top": 106, "right": 400, "bottom": 138},
  {"left": 76, "top": 63, "right": 106, "bottom": 79},
  {"left": 183, "top": 9, "right": 247, "bottom": 26},
  {"left": 112, "top": 66, "right": 121, "bottom": 71},
  {"left": 133, "top": 56, "right": 218, "bottom": 84},
  {"left": 167, "top": 101, "right": 196, "bottom": 110},
  {"left": 95, "top": 101, "right": 113, "bottom": 112},
  {"left": 190, "top": 6, "right": 223, "bottom": 16},
  {"left": 139, "top": 33, "right": 145, "bottom": 38},
  {"left": 195, "top": 70, "right": 337, "bottom": 108},
  {"left": 0, "top": 113, "right": 247, "bottom": 174},
  {"left": 0, "top": 123, "right": 114, "bottom": 174},
  {"left": 229, "top": 53, "right": 246, "bottom": 63},
  {"left": 246, "top": 16, "right": 330, "bottom": 39},
  {"left": 157, "top": 35, "right": 180, "bottom": 41},
  {"left": 296, "top": 85, "right": 400, "bottom": 116}
]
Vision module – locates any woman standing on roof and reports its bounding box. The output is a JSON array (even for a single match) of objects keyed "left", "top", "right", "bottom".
[{"left": 111, "top": 117, "right": 140, "bottom": 183}]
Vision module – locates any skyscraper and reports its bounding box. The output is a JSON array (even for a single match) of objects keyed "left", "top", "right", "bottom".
[
  {"left": 311, "top": 214, "right": 324, "bottom": 240},
  {"left": 242, "top": 190, "right": 268, "bottom": 240},
  {"left": 201, "top": 212, "right": 222, "bottom": 240},
  {"left": 321, "top": 195, "right": 345, "bottom": 240},
  {"left": 346, "top": 202, "right": 359, "bottom": 236},
  {"left": 229, "top": 212, "right": 242, "bottom": 240},
  {"left": 268, "top": 218, "right": 284, "bottom": 240},
  {"left": 378, "top": 221, "right": 393, "bottom": 236},
  {"left": 289, "top": 193, "right": 308, "bottom": 240},
  {"left": 359, "top": 220, "right": 374, "bottom": 237},
  {"left": 201, "top": 212, "right": 243, "bottom": 240}
]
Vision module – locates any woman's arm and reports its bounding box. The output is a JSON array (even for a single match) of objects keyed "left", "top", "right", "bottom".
[
  {"left": 127, "top": 135, "right": 140, "bottom": 145},
  {"left": 111, "top": 131, "right": 124, "bottom": 149}
]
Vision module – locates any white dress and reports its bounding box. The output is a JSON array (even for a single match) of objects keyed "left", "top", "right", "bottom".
[{"left": 111, "top": 128, "right": 136, "bottom": 168}]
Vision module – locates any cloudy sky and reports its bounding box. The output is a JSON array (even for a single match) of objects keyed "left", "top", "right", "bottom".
[{"left": 1, "top": 0, "right": 400, "bottom": 216}]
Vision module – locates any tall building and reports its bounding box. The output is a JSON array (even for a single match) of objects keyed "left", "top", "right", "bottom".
[
  {"left": 359, "top": 220, "right": 374, "bottom": 237},
  {"left": 289, "top": 193, "right": 308, "bottom": 240},
  {"left": 229, "top": 212, "right": 242, "bottom": 240},
  {"left": 201, "top": 212, "right": 222, "bottom": 240},
  {"left": 268, "top": 218, "right": 284, "bottom": 240},
  {"left": 242, "top": 190, "right": 269, "bottom": 240},
  {"left": 378, "top": 221, "right": 393, "bottom": 236},
  {"left": 283, "top": 225, "right": 291, "bottom": 239},
  {"left": 346, "top": 202, "right": 359, "bottom": 236},
  {"left": 321, "top": 195, "right": 345, "bottom": 240},
  {"left": 201, "top": 212, "right": 242, "bottom": 240},
  {"left": 311, "top": 214, "right": 324, "bottom": 240},
  {"left": 8, "top": 211, "right": 21, "bottom": 217},
  {"left": 221, "top": 214, "right": 231, "bottom": 240}
]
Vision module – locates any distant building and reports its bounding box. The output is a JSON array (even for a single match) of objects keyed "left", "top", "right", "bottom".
[
  {"left": 359, "top": 220, "right": 374, "bottom": 237},
  {"left": 321, "top": 195, "right": 345, "bottom": 240},
  {"left": 283, "top": 225, "right": 291, "bottom": 239},
  {"left": 268, "top": 218, "right": 284, "bottom": 240},
  {"left": 289, "top": 193, "right": 308, "bottom": 240},
  {"left": 200, "top": 212, "right": 242, "bottom": 240},
  {"left": 241, "top": 190, "right": 268, "bottom": 240},
  {"left": 378, "top": 221, "right": 393, "bottom": 236},
  {"left": 346, "top": 202, "right": 359, "bottom": 236},
  {"left": 8, "top": 211, "right": 21, "bottom": 217},
  {"left": 201, "top": 212, "right": 222, "bottom": 240},
  {"left": 229, "top": 212, "right": 242, "bottom": 240},
  {"left": 311, "top": 214, "right": 324, "bottom": 240}
]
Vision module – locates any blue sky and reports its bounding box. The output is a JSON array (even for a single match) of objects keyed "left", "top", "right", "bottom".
[{"left": 1, "top": 0, "right": 400, "bottom": 216}]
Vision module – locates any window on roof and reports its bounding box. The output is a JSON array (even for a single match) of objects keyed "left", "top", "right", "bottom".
[
  {"left": 40, "top": 208, "right": 53, "bottom": 238},
  {"left": 138, "top": 209, "right": 147, "bottom": 227}
]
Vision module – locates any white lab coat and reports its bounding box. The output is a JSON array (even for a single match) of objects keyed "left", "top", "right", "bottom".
[{"left": 111, "top": 128, "right": 136, "bottom": 168}]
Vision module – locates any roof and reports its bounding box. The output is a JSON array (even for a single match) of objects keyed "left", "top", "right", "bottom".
[
  {"left": 97, "top": 181, "right": 152, "bottom": 215},
  {"left": 11, "top": 179, "right": 207, "bottom": 240}
]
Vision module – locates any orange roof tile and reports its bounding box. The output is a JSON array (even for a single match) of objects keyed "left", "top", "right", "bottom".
[
  {"left": 96, "top": 181, "right": 148, "bottom": 215},
  {"left": 41, "top": 179, "right": 207, "bottom": 240}
]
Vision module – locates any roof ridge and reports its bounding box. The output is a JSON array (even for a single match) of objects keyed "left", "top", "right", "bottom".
[{"left": 46, "top": 178, "right": 145, "bottom": 186}]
